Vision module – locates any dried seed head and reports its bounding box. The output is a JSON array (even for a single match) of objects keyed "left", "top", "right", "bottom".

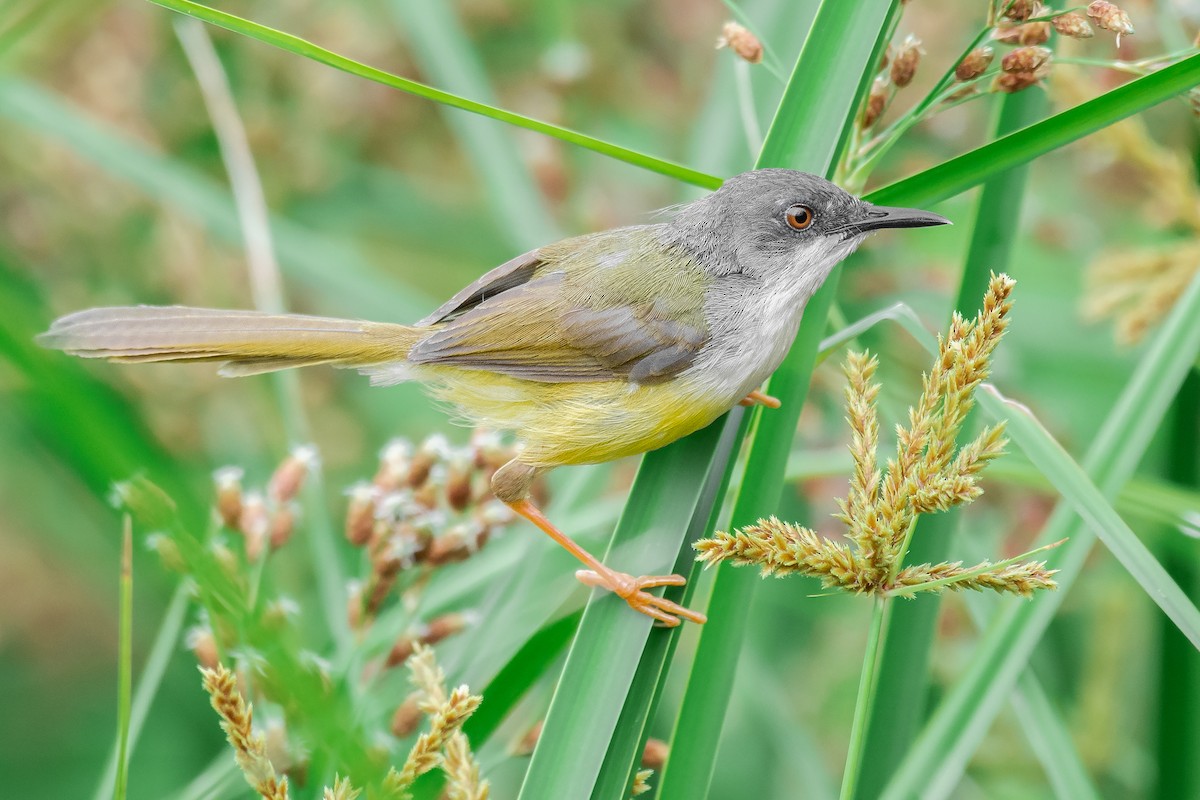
[
  {"left": 214, "top": 466, "right": 245, "bottom": 529},
  {"left": 390, "top": 692, "right": 424, "bottom": 738},
  {"left": 445, "top": 457, "right": 474, "bottom": 512},
  {"left": 269, "top": 505, "right": 296, "bottom": 551},
  {"left": 861, "top": 75, "right": 889, "bottom": 129},
  {"left": 408, "top": 434, "right": 451, "bottom": 488},
  {"left": 641, "top": 739, "right": 669, "bottom": 771},
  {"left": 187, "top": 625, "right": 220, "bottom": 669},
  {"left": 514, "top": 720, "right": 543, "bottom": 756},
  {"left": 268, "top": 445, "right": 317, "bottom": 504},
  {"left": 1001, "top": 46, "right": 1051, "bottom": 73},
  {"left": 992, "top": 19, "right": 1050, "bottom": 45},
  {"left": 374, "top": 439, "right": 412, "bottom": 492},
  {"left": 1053, "top": 11, "right": 1094, "bottom": 38},
  {"left": 715, "top": 21, "right": 763, "bottom": 64},
  {"left": 1087, "top": 1, "right": 1134, "bottom": 44},
  {"left": 955, "top": 46, "right": 994, "bottom": 81},
  {"left": 238, "top": 492, "right": 270, "bottom": 561},
  {"left": 889, "top": 35, "right": 922, "bottom": 88},
  {"left": 344, "top": 484, "right": 378, "bottom": 547},
  {"left": 1003, "top": 0, "right": 1036, "bottom": 21},
  {"left": 993, "top": 70, "right": 1040, "bottom": 93}
]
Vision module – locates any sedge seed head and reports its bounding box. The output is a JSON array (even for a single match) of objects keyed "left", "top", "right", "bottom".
[
  {"left": 1053, "top": 11, "right": 1095, "bottom": 38},
  {"left": 716, "top": 22, "right": 763, "bottom": 64},
  {"left": 955, "top": 46, "right": 994, "bottom": 81}
]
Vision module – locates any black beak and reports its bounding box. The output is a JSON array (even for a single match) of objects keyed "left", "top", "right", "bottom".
[{"left": 846, "top": 204, "right": 951, "bottom": 234}]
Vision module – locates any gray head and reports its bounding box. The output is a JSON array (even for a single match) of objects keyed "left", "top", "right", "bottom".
[{"left": 667, "top": 168, "right": 949, "bottom": 281}]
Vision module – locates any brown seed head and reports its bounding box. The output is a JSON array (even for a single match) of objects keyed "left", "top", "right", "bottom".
[
  {"left": 214, "top": 466, "right": 245, "bottom": 529},
  {"left": 390, "top": 692, "right": 424, "bottom": 738},
  {"left": 890, "top": 35, "right": 922, "bottom": 88},
  {"left": 269, "top": 506, "right": 296, "bottom": 551},
  {"left": 374, "top": 439, "right": 412, "bottom": 492},
  {"left": 861, "top": 76, "right": 889, "bottom": 129},
  {"left": 187, "top": 626, "right": 220, "bottom": 669},
  {"left": 642, "top": 738, "right": 669, "bottom": 771},
  {"left": 994, "top": 19, "right": 1051, "bottom": 45},
  {"left": 1053, "top": 11, "right": 1095, "bottom": 38},
  {"left": 992, "top": 70, "right": 1041, "bottom": 93},
  {"left": 716, "top": 21, "right": 763, "bottom": 64},
  {"left": 344, "top": 484, "right": 378, "bottom": 547},
  {"left": 1003, "top": 0, "right": 1036, "bottom": 21},
  {"left": 955, "top": 46, "right": 994, "bottom": 81},
  {"left": 238, "top": 492, "right": 270, "bottom": 561},
  {"left": 1087, "top": 1, "right": 1134, "bottom": 42},
  {"left": 445, "top": 456, "right": 474, "bottom": 512},
  {"left": 1001, "top": 46, "right": 1051, "bottom": 73},
  {"left": 268, "top": 445, "right": 317, "bottom": 504}
]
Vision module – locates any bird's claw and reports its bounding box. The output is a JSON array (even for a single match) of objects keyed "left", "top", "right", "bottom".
[{"left": 575, "top": 569, "right": 707, "bottom": 627}]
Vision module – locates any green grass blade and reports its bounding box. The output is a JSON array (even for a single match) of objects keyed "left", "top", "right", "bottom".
[
  {"left": 516, "top": 417, "right": 732, "bottom": 800},
  {"left": 958, "top": 593, "right": 1101, "bottom": 800},
  {"left": 883, "top": 268, "right": 1200, "bottom": 799},
  {"left": 984, "top": 383, "right": 1200, "bottom": 648},
  {"left": 868, "top": 52, "right": 1200, "bottom": 208},
  {"left": 93, "top": 585, "right": 189, "bottom": 800},
  {"left": 657, "top": 3, "right": 900, "bottom": 799},
  {"left": 143, "top": 0, "right": 721, "bottom": 190},
  {"left": 113, "top": 517, "right": 133, "bottom": 800},
  {"left": 384, "top": 0, "right": 561, "bottom": 250},
  {"left": 590, "top": 416, "right": 747, "bottom": 800},
  {"left": 854, "top": 86, "right": 1045, "bottom": 799}
]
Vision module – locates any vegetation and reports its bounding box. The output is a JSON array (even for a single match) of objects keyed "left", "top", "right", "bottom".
[{"left": 2, "top": 1, "right": 1199, "bottom": 798}]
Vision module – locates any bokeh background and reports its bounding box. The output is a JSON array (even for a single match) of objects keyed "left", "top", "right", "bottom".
[{"left": 1, "top": 0, "right": 1198, "bottom": 798}]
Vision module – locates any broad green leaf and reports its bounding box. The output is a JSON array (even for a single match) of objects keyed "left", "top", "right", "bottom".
[{"left": 658, "top": 3, "right": 901, "bottom": 799}]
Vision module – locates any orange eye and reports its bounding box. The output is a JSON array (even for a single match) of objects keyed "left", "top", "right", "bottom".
[{"left": 785, "top": 204, "right": 814, "bottom": 231}]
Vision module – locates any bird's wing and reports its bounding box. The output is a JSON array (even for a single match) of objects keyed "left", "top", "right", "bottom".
[{"left": 408, "top": 231, "right": 710, "bottom": 383}]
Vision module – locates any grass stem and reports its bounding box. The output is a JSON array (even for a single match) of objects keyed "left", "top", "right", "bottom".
[{"left": 839, "top": 597, "right": 891, "bottom": 800}]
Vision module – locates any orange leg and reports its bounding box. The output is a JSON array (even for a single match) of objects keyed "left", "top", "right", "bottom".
[
  {"left": 738, "top": 389, "right": 782, "bottom": 408},
  {"left": 506, "top": 498, "right": 707, "bottom": 627}
]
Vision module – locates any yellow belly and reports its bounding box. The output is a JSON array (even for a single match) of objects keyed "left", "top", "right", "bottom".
[{"left": 415, "top": 366, "right": 731, "bottom": 468}]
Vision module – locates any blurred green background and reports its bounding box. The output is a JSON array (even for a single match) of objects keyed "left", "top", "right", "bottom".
[{"left": 1, "top": 0, "right": 1197, "bottom": 798}]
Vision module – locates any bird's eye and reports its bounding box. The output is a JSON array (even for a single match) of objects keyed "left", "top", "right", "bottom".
[{"left": 785, "top": 204, "right": 814, "bottom": 231}]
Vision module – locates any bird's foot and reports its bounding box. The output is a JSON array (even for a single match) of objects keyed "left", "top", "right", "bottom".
[
  {"left": 575, "top": 569, "right": 707, "bottom": 627},
  {"left": 738, "top": 389, "right": 781, "bottom": 408}
]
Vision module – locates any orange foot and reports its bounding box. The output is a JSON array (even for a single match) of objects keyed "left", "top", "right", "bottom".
[
  {"left": 576, "top": 569, "right": 708, "bottom": 627},
  {"left": 739, "top": 389, "right": 781, "bottom": 408}
]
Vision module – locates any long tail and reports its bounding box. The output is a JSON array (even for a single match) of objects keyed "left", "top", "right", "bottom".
[{"left": 38, "top": 305, "right": 423, "bottom": 377}]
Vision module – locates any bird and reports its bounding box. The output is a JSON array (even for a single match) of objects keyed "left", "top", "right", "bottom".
[{"left": 39, "top": 168, "right": 949, "bottom": 626}]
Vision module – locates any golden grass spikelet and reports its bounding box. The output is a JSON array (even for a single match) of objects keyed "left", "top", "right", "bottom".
[
  {"left": 323, "top": 776, "right": 361, "bottom": 800},
  {"left": 444, "top": 732, "right": 490, "bottom": 800},
  {"left": 200, "top": 663, "right": 289, "bottom": 800},
  {"left": 382, "top": 644, "right": 485, "bottom": 800},
  {"left": 631, "top": 769, "right": 654, "bottom": 797},
  {"left": 892, "top": 558, "right": 1058, "bottom": 597},
  {"left": 696, "top": 276, "right": 1054, "bottom": 601}
]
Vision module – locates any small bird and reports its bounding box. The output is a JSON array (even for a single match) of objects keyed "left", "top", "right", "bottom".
[{"left": 40, "top": 169, "right": 948, "bottom": 626}]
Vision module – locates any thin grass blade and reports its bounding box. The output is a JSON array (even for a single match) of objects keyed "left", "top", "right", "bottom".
[
  {"left": 983, "top": 383, "right": 1200, "bottom": 648},
  {"left": 144, "top": 0, "right": 721, "bottom": 189},
  {"left": 868, "top": 52, "right": 1200, "bottom": 208}
]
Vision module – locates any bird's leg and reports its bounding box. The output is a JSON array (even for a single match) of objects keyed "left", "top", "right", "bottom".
[
  {"left": 493, "top": 460, "right": 707, "bottom": 627},
  {"left": 738, "top": 389, "right": 781, "bottom": 408}
]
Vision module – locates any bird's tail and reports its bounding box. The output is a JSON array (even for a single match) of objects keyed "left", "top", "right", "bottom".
[{"left": 38, "top": 305, "right": 423, "bottom": 377}]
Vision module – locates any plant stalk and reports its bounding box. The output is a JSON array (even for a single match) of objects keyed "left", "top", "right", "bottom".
[{"left": 839, "top": 596, "right": 892, "bottom": 800}]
